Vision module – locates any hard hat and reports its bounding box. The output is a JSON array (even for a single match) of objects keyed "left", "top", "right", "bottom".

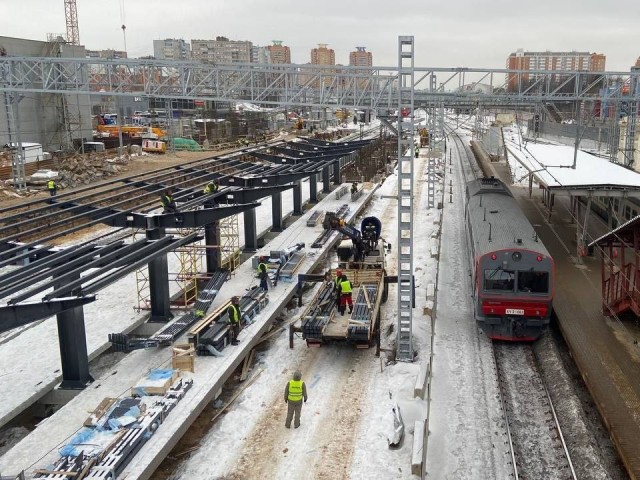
[
  {"left": 336, "top": 269, "right": 342, "bottom": 275},
  {"left": 259, "top": 256, "right": 265, "bottom": 262}
]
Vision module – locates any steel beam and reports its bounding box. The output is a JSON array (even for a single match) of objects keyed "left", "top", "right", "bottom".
[
  {"left": 333, "top": 160, "right": 341, "bottom": 184},
  {"left": 0, "top": 296, "right": 96, "bottom": 332}
]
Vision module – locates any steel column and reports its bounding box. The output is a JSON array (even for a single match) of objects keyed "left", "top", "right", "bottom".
[
  {"left": 271, "top": 191, "right": 283, "bottom": 232},
  {"left": 147, "top": 228, "right": 173, "bottom": 322},
  {"left": 309, "top": 172, "right": 318, "bottom": 203},
  {"left": 332, "top": 160, "right": 340, "bottom": 184},
  {"left": 243, "top": 207, "right": 258, "bottom": 252},
  {"left": 322, "top": 166, "right": 331, "bottom": 193},
  {"left": 56, "top": 274, "right": 92, "bottom": 390},
  {"left": 396, "top": 36, "right": 415, "bottom": 362},
  {"left": 293, "top": 180, "right": 303, "bottom": 215},
  {"left": 204, "top": 221, "right": 221, "bottom": 273}
]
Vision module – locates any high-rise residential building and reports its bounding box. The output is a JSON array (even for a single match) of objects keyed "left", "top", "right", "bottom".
[
  {"left": 506, "top": 49, "right": 606, "bottom": 91},
  {"left": 191, "top": 36, "right": 252, "bottom": 64},
  {"left": 153, "top": 38, "right": 190, "bottom": 61},
  {"left": 251, "top": 45, "right": 270, "bottom": 64},
  {"left": 349, "top": 47, "right": 372, "bottom": 67},
  {"left": 267, "top": 40, "right": 291, "bottom": 64},
  {"left": 311, "top": 44, "right": 335, "bottom": 66}
]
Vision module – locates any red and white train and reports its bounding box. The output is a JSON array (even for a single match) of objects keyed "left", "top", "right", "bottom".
[{"left": 465, "top": 177, "right": 555, "bottom": 341}]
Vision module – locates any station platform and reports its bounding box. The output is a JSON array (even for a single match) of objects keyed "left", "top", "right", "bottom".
[
  {"left": 0, "top": 182, "right": 378, "bottom": 479},
  {"left": 487, "top": 153, "right": 640, "bottom": 480},
  {"left": 0, "top": 182, "right": 315, "bottom": 433}
]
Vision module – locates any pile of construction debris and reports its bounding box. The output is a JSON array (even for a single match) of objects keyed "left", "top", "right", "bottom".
[{"left": 56, "top": 152, "right": 133, "bottom": 189}]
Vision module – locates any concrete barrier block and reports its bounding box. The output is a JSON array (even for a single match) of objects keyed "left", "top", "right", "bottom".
[
  {"left": 414, "top": 365, "right": 429, "bottom": 398},
  {"left": 411, "top": 420, "right": 425, "bottom": 476},
  {"left": 426, "top": 283, "right": 435, "bottom": 300},
  {"left": 430, "top": 245, "right": 439, "bottom": 259}
]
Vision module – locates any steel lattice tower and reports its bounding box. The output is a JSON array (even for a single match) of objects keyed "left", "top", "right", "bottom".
[{"left": 64, "top": 0, "right": 80, "bottom": 45}]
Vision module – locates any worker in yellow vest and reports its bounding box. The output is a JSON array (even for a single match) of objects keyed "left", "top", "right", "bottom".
[
  {"left": 338, "top": 274, "right": 353, "bottom": 316},
  {"left": 160, "top": 189, "right": 178, "bottom": 214},
  {"left": 333, "top": 269, "right": 343, "bottom": 306},
  {"left": 226, "top": 296, "right": 241, "bottom": 345},
  {"left": 203, "top": 180, "right": 219, "bottom": 194},
  {"left": 47, "top": 179, "right": 57, "bottom": 196},
  {"left": 284, "top": 370, "right": 308, "bottom": 429}
]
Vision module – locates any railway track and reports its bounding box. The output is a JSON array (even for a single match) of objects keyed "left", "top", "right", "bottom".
[{"left": 493, "top": 342, "right": 577, "bottom": 480}]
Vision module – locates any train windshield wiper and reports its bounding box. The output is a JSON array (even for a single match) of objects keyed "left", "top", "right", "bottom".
[{"left": 488, "top": 266, "right": 501, "bottom": 279}]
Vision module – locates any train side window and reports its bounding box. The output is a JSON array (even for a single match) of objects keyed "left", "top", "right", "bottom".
[
  {"left": 484, "top": 269, "right": 515, "bottom": 292},
  {"left": 517, "top": 271, "right": 549, "bottom": 293}
]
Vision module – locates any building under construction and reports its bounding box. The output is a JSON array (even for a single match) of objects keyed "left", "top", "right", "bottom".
[{"left": 0, "top": 35, "right": 93, "bottom": 153}]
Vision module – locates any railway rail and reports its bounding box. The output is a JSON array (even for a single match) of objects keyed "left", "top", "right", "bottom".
[{"left": 493, "top": 342, "right": 577, "bottom": 480}]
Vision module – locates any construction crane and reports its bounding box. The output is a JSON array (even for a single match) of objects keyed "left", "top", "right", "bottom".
[{"left": 64, "top": 0, "right": 80, "bottom": 45}]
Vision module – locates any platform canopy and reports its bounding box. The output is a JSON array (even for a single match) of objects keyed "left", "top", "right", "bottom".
[{"left": 505, "top": 140, "right": 640, "bottom": 198}]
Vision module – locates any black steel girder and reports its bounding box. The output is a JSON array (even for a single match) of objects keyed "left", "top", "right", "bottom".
[
  {"left": 302, "top": 138, "right": 372, "bottom": 148},
  {"left": 48, "top": 233, "right": 201, "bottom": 299},
  {"left": 108, "top": 202, "right": 260, "bottom": 228},
  {"left": 280, "top": 142, "right": 361, "bottom": 155},
  {"left": 0, "top": 296, "right": 97, "bottom": 332}
]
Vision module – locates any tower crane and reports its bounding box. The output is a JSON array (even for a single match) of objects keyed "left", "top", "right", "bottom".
[{"left": 64, "top": 0, "right": 80, "bottom": 45}]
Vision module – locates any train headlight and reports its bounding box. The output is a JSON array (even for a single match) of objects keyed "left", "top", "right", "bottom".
[{"left": 512, "top": 252, "right": 522, "bottom": 262}]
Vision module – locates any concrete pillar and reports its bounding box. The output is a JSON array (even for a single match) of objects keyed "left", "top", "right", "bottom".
[
  {"left": 293, "top": 180, "right": 303, "bottom": 215},
  {"left": 322, "top": 166, "right": 331, "bottom": 193},
  {"left": 147, "top": 228, "right": 173, "bottom": 322},
  {"left": 309, "top": 173, "right": 318, "bottom": 203},
  {"left": 57, "top": 274, "right": 92, "bottom": 390},
  {"left": 204, "top": 221, "right": 221, "bottom": 273},
  {"left": 243, "top": 207, "right": 258, "bottom": 252},
  {"left": 271, "top": 192, "right": 283, "bottom": 232}
]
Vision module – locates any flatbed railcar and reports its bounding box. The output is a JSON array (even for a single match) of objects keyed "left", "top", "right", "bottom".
[{"left": 465, "top": 177, "right": 555, "bottom": 341}]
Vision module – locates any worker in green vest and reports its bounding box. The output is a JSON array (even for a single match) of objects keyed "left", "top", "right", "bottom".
[
  {"left": 284, "top": 370, "right": 308, "bottom": 429},
  {"left": 226, "top": 296, "right": 241, "bottom": 345},
  {"left": 47, "top": 179, "right": 57, "bottom": 196},
  {"left": 338, "top": 274, "right": 353, "bottom": 316},
  {"left": 203, "top": 179, "right": 219, "bottom": 194},
  {"left": 333, "top": 269, "right": 343, "bottom": 306},
  {"left": 160, "top": 188, "right": 178, "bottom": 214}
]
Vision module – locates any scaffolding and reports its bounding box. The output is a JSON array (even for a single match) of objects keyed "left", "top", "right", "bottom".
[
  {"left": 219, "top": 214, "right": 241, "bottom": 272},
  {"left": 170, "top": 227, "right": 204, "bottom": 309}
]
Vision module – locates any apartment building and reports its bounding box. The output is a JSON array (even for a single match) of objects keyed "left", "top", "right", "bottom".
[
  {"left": 506, "top": 49, "right": 606, "bottom": 91},
  {"left": 267, "top": 41, "right": 291, "bottom": 64},
  {"left": 153, "top": 38, "right": 190, "bottom": 61},
  {"left": 191, "top": 36, "right": 252, "bottom": 64},
  {"left": 85, "top": 49, "right": 127, "bottom": 59},
  {"left": 349, "top": 47, "right": 372, "bottom": 67}
]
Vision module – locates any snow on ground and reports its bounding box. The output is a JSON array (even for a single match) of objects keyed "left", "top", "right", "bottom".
[
  {"left": 0, "top": 183, "right": 313, "bottom": 431},
  {"left": 175, "top": 146, "right": 456, "bottom": 479}
]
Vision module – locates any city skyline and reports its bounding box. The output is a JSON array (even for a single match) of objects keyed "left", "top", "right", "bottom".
[{"left": 2, "top": 0, "right": 638, "bottom": 71}]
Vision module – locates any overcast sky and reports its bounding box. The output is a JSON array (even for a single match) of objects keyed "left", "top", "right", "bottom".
[{"left": 2, "top": 0, "right": 638, "bottom": 71}]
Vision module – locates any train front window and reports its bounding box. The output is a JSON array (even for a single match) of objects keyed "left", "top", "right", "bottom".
[
  {"left": 484, "top": 269, "right": 514, "bottom": 292},
  {"left": 517, "top": 271, "right": 549, "bottom": 293}
]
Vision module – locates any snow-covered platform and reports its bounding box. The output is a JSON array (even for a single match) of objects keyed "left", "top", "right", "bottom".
[
  {"left": 0, "top": 182, "right": 378, "bottom": 479},
  {"left": 0, "top": 183, "right": 315, "bottom": 433}
]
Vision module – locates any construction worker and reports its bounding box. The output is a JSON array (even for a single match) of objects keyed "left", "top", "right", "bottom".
[
  {"left": 47, "top": 179, "right": 57, "bottom": 196},
  {"left": 351, "top": 181, "right": 358, "bottom": 195},
  {"left": 257, "top": 256, "right": 269, "bottom": 291},
  {"left": 334, "top": 269, "right": 343, "bottom": 306},
  {"left": 226, "top": 296, "right": 241, "bottom": 345},
  {"left": 160, "top": 189, "right": 178, "bottom": 214},
  {"left": 338, "top": 274, "right": 353, "bottom": 316},
  {"left": 203, "top": 179, "right": 219, "bottom": 194},
  {"left": 194, "top": 309, "right": 205, "bottom": 319},
  {"left": 284, "top": 370, "right": 307, "bottom": 429}
]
